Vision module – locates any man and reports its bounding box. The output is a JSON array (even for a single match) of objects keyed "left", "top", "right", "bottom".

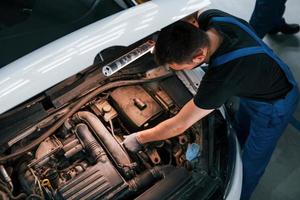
[
  {"left": 250, "top": 0, "right": 300, "bottom": 38},
  {"left": 123, "top": 9, "right": 299, "bottom": 200}
]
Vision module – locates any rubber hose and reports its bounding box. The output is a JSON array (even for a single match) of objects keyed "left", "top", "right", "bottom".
[
  {"left": 73, "top": 111, "right": 132, "bottom": 167},
  {"left": 75, "top": 123, "right": 107, "bottom": 162},
  {"left": 134, "top": 166, "right": 191, "bottom": 200}
]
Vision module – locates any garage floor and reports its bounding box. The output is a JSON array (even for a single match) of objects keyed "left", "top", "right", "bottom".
[{"left": 209, "top": 0, "right": 300, "bottom": 199}]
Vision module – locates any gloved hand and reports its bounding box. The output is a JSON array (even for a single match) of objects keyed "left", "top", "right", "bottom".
[{"left": 123, "top": 133, "right": 142, "bottom": 153}]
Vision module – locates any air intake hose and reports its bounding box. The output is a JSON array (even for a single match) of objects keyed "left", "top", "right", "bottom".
[
  {"left": 73, "top": 111, "right": 132, "bottom": 173},
  {"left": 75, "top": 123, "right": 107, "bottom": 163}
]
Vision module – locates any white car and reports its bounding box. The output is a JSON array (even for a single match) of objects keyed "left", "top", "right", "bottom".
[{"left": 0, "top": 0, "right": 242, "bottom": 199}]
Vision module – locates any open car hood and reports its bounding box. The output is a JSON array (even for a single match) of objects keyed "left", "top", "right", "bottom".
[{"left": 0, "top": 0, "right": 210, "bottom": 114}]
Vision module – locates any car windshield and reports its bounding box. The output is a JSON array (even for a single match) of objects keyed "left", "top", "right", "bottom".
[{"left": 0, "top": 0, "right": 126, "bottom": 68}]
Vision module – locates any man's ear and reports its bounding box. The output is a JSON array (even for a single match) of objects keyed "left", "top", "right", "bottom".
[{"left": 192, "top": 49, "right": 207, "bottom": 64}]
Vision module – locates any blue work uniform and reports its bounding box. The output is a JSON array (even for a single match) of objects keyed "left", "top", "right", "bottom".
[{"left": 209, "top": 17, "right": 299, "bottom": 200}]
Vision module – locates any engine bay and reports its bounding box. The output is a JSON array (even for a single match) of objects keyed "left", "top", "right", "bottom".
[{"left": 0, "top": 66, "right": 229, "bottom": 200}]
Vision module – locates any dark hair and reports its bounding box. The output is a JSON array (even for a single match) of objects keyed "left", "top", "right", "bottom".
[{"left": 154, "top": 21, "right": 209, "bottom": 66}]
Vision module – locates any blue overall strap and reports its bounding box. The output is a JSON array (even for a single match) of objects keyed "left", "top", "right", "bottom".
[
  {"left": 209, "top": 16, "right": 297, "bottom": 86},
  {"left": 211, "top": 46, "right": 265, "bottom": 66},
  {"left": 209, "top": 16, "right": 299, "bottom": 200}
]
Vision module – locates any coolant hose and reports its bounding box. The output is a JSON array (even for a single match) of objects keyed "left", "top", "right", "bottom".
[{"left": 0, "top": 73, "right": 172, "bottom": 163}]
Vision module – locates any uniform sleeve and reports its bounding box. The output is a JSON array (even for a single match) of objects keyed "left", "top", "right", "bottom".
[
  {"left": 193, "top": 73, "right": 236, "bottom": 109},
  {"left": 197, "top": 9, "right": 233, "bottom": 30}
]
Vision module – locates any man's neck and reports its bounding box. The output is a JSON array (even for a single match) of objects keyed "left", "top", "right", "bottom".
[{"left": 205, "top": 28, "right": 223, "bottom": 62}]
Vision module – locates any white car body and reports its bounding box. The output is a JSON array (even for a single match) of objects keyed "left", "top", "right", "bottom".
[
  {"left": 0, "top": 0, "right": 210, "bottom": 115},
  {"left": 0, "top": 0, "right": 242, "bottom": 199}
]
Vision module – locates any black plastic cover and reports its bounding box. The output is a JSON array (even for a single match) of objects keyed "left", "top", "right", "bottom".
[
  {"left": 159, "top": 76, "right": 192, "bottom": 107},
  {"left": 58, "top": 160, "right": 123, "bottom": 200}
]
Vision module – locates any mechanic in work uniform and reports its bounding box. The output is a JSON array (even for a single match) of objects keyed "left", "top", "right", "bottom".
[
  {"left": 123, "top": 9, "right": 299, "bottom": 200},
  {"left": 250, "top": 0, "right": 300, "bottom": 38}
]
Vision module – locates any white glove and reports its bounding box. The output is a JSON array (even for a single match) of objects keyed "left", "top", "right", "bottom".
[{"left": 123, "top": 133, "right": 142, "bottom": 153}]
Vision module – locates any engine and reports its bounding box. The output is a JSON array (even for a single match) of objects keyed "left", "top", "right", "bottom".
[
  {"left": 19, "top": 120, "right": 125, "bottom": 199},
  {"left": 1, "top": 80, "right": 206, "bottom": 200}
]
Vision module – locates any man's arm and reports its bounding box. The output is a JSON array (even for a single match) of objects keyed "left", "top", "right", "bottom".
[{"left": 136, "top": 99, "right": 214, "bottom": 144}]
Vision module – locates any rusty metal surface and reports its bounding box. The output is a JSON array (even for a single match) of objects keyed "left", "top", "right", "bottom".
[
  {"left": 145, "top": 148, "right": 161, "bottom": 165},
  {"left": 111, "top": 85, "right": 162, "bottom": 127},
  {"left": 90, "top": 100, "right": 118, "bottom": 122},
  {"left": 178, "top": 135, "right": 188, "bottom": 145}
]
